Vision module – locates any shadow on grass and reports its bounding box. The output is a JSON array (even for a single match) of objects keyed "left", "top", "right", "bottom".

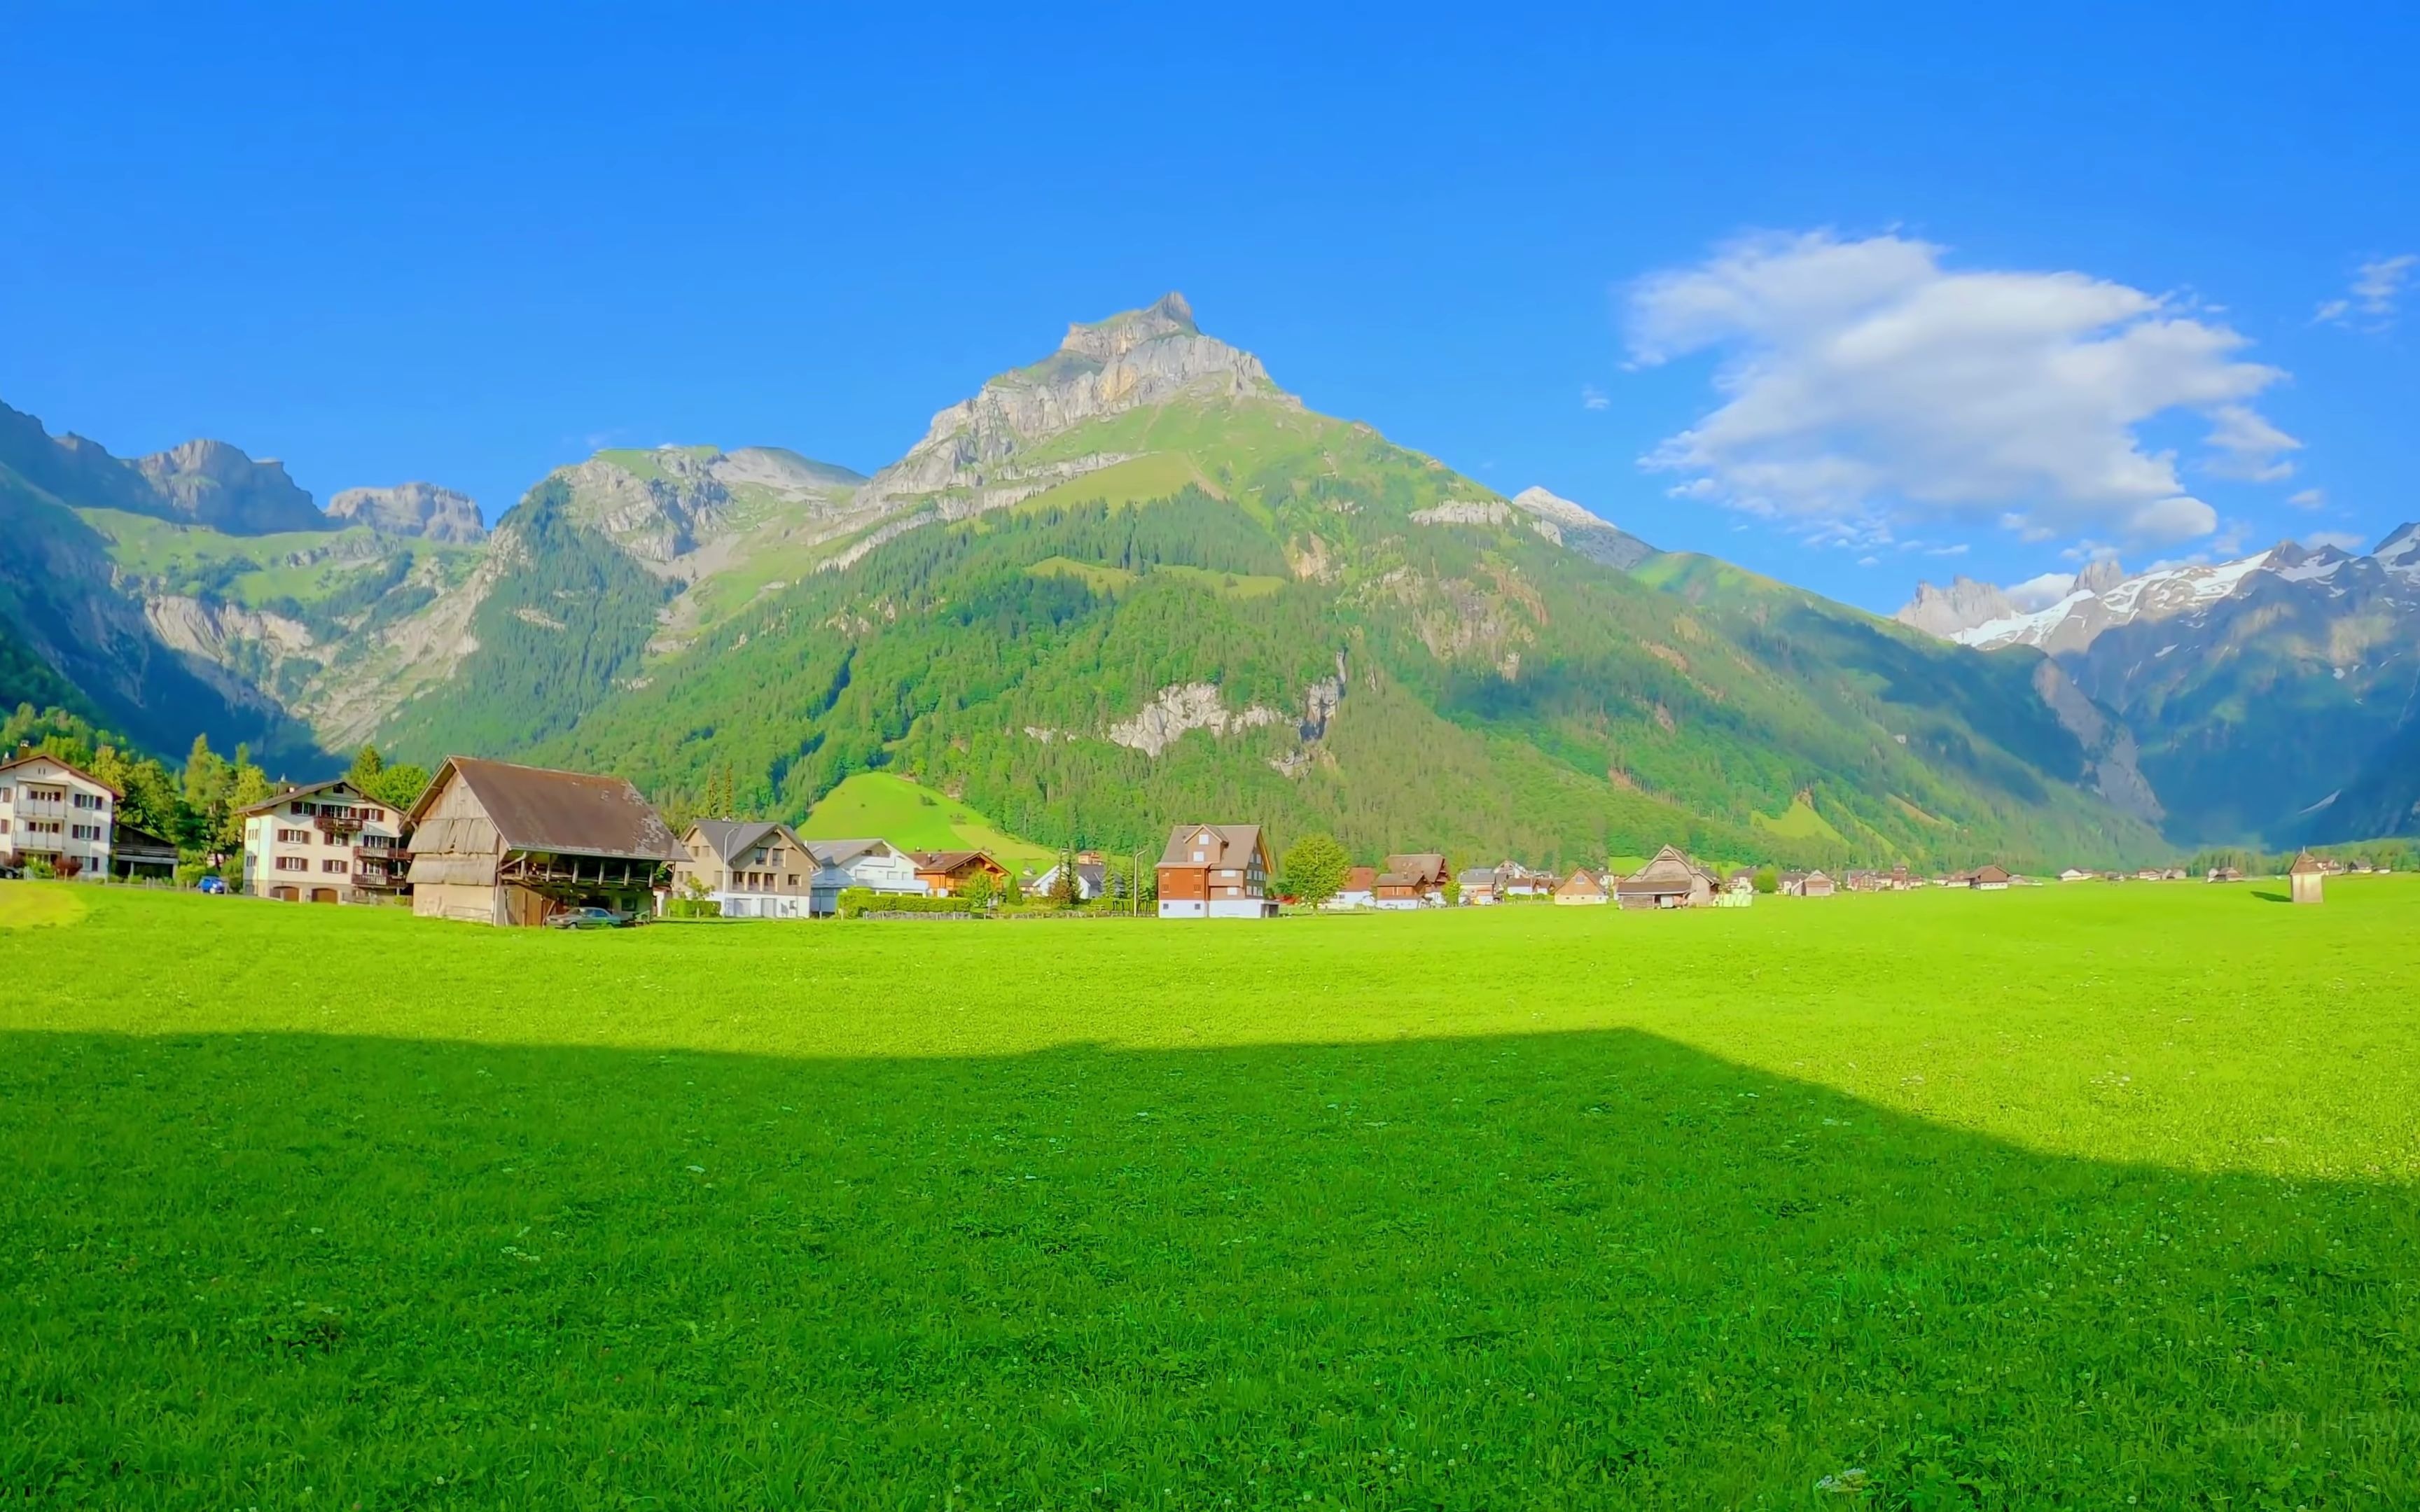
[
  {"left": 4, "top": 1027, "right": 2412, "bottom": 1508},
  {"left": 2249, "top": 888, "right": 2293, "bottom": 904}
]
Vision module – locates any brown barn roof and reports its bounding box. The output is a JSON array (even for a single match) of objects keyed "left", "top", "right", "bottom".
[
  {"left": 1975, "top": 864, "right": 2011, "bottom": 883},
  {"left": 1342, "top": 864, "right": 1378, "bottom": 892},
  {"left": 1158, "top": 823, "right": 1265, "bottom": 869},
  {"left": 1616, "top": 844, "right": 1705, "bottom": 896},
  {"left": 2287, "top": 850, "right": 2325, "bottom": 876},
  {"left": 1555, "top": 868, "right": 1606, "bottom": 897},
  {"left": 406, "top": 756, "right": 685, "bottom": 861},
  {"left": 1382, "top": 853, "right": 1449, "bottom": 886},
  {"left": 910, "top": 850, "right": 1000, "bottom": 874}
]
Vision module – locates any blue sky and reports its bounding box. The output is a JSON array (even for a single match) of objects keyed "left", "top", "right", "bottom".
[{"left": 3, "top": 1, "right": 2413, "bottom": 611}]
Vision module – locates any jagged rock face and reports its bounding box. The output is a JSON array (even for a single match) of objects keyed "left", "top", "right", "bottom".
[
  {"left": 134, "top": 439, "right": 331, "bottom": 534},
  {"left": 1895, "top": 575, "right": 2018, "bottom": 638},
  {"left": 1506, "top": 487, "right": 1657, "bottom": 570},
  {"left": 326, "top": 482, "right": 487, "bottom": 543},
  {"left": 2029, "top": 659, "right": 2162, "bottom": 824},
  {"left": 849, "top": 293, "right": 1298, "bottom": 521},
  {"left": 1104, "top": 682, "right": 1283, "bottom": 757},
  {"left": 1, "top": 400, "right": 328, "bottom": 536},
  {"left": 551, "top": 446, "right": 865, "bottom": 574},
  {"left": 2075, "top": 558, "right": 2126, "bottom": 595}
]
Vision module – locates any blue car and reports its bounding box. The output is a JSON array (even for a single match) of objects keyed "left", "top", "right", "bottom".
[{"left": 197, "top": 876, "right": 229, "bottom": 895}]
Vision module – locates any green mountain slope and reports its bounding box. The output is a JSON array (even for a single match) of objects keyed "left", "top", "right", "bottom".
[
  {"left": 479, "top": 300, "right": 2169, "bottom": 869},
  {"left": 797, "top": 772, "right": 1052, "bottom": 869}
]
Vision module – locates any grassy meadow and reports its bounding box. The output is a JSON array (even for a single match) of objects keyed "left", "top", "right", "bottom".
[{"left": 4, "top": 878, "right": 2417, "bottom": 1507}]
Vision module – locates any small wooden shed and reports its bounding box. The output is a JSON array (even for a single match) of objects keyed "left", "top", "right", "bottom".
[{"left": 2287, "top": 850, "right": 2325, "bottom": 905}]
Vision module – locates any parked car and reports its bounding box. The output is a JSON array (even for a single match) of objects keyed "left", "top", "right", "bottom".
[
  {"left": 197, "top": 876, "right": 229, "bottom": 895},
  {"left": 548, "top": 906, "right": 637, "bottom": 930}
]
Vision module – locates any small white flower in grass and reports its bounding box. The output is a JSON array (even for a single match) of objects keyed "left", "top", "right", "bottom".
[{"left": 688, "top": 1165, "right": 705, "bottom": 1172}]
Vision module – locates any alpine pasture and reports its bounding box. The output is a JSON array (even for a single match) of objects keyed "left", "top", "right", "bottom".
[{"left": 5, "top": 879, "right": 2416, "bottom": 1507}]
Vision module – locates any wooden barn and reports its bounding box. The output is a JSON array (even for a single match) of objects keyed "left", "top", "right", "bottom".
[
  {"left": 2288, "top": 850, "right": 2325, "bottom": 905},
  {"left": 404, "top": 756, "right": 686, "bottom": 926},
  {"left": 1616, "top": 846, "right": 1716, "bottom": 909}
]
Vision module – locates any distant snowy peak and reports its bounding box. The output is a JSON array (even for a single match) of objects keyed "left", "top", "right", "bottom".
[
  {"left": 1918, "top": 523, "right": 2420, "bottom": 653},
  {"left": 2377, "top": 522, "right": 2420, "bottom": 577},
  {"left": 1947, "top": 552, "right": 2275, "bottom": 652}
]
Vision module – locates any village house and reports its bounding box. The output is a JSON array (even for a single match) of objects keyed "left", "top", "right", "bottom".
[
  {"left": 2288, "top": 850, "right": 2325, "bottom": 905},
  {"left": 1156, "top": 823, "right": 1277, "bottom": 919},
  {"left": 1971, "top": 864, "right": 2012, "bottom": 891},
  {"left": 673, "top": 818, "right": 816, "bottom": 918},
  {"left": 910, "top": 850, "right": 1010, "bottom": 897},
  {"left": 1035, "top": 852, "right": 1109, "bottom": 902},
  {"left": 239, "top": 778, "right": 408, "bottom": 903},
  {"left": 2206, "top": 865, "right": 2244, "bottom": 883},
  {"left": 1797, "top": 869, "right": 1837, "bottom": 897},
  {"left": 1456, "top": 867, "right": 1498, "bottom": 905},
  {"left": 1552, "top": 867, "right": 1608, "bottom": 905},
  {"left": 1325, "top": 864, "right": 1379, "bottom": 909},
  {"left": 0, "top": 751, "right": 118, "bottom": 878},
  {"left": 1494, "top": 861, "right": 1552, "bottom": 898},
  {"left": 1373, "top": 853, "right": 1450, "bottom": 909},
  {"left": 1889, "top": 864, "right": 1916, "bottom": 891},
  {"left": 1616, "top": 846, "right": 1716, "bottom": 910},
  {"left": 405, "top": 756, "right": 686, "bottom": 926},
  {"left": 805, "top": 837, "right": 921, "bottom": 896},
  {"left": 2057, "top": 867, "right": 2093, "bottom": 882}
]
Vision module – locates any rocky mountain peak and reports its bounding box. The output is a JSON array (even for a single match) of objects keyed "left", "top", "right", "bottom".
[
  {"left": 1506, "top": 487, "right": 1659, "bottom": 570},
  {"left": 2376, "top": 522, "right": 2419, "bottom": 575},
  {"left": 2075, "top": 557, "right": 2125, "bottom": 594},
  {"left": 326, "top": 482, "right": 488, "bottom": 544},
  {"left": 847, "top": 295, "right": 1298, "bottom": 526},
  {"left": 133, "top": 439, "right": 331, "bottom": 535},
  {"left": 1894, "top": 575, "right": 2018, "bottom": 638},
  {"left": 1059, "top": 292, "right": 1199, "bottom": 363}
]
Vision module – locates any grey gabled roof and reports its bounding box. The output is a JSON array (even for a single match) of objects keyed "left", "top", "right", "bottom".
[
  {"left": 686, "top": 818, "right": 793, "bottom": 864},
  {"left": 807, "top": 837, "right": 901, "bottom": 867}
]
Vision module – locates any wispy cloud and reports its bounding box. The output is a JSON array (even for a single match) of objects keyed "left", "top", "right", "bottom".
[
  {"left": 1580, "top": 383, "right": 1611, "bottom": 411},
  {"left": 2005, "top": 571, "right": 2080, "bottom": 610},
  {"left": 2317, "top": 253, "right": 2416, "bottom": 329},
  {"left": 1627, "top": 230, "right": 2293, "bottom": 550},
  {"left": 2287, "top": 487, "right": 2325, "bottom": 510}
]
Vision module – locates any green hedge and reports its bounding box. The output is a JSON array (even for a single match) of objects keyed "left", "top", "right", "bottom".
[
  {"left": 836, "top": 888, "right": 985, "bottom": 918},
  {"left": 665, "top": 897, "right": 723, "bottom": 919}
]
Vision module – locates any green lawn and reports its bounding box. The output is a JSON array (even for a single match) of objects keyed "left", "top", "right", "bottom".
[
  {"left": 796, "top": 770, "right": 1055, "bottom": 871},
  {"left": 5, "top": 879, "right": 2417, "bottom": 1507}
]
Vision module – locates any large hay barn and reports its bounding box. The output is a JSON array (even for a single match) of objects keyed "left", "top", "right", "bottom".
[{"left": 404, "top": 757, "right": 686, "bottom": 926}]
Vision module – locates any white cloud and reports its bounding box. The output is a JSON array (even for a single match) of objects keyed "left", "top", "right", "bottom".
[
  {"left": 2302, "top": 530, "right": 2365, "bottom": 552},
  {"left": 2287, "top": 487, "right": 2325, "bottom": 510},
  {"left": 2319, "top": 253, "right": 2416, "bottom": 328},
  {"left": 2205, "top": 405, "right": 2299, "bottom": 481},
  {"left": 1580, "top": 383, "right": 1611, "bottom": 411},
  {"left": 2005, "top": 571, "right": 2079, "bottom": 610},
  {"left": 1627, "top": 230, "right": 2294, "bottom": 548}
]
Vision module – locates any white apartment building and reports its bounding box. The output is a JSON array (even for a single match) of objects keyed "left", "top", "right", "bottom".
[
  {"left": 239, "top": 778, "right": 407, "bottom": 903},
  {"left": 0, "top": 752, "right": 119, "bottom": 877}
]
